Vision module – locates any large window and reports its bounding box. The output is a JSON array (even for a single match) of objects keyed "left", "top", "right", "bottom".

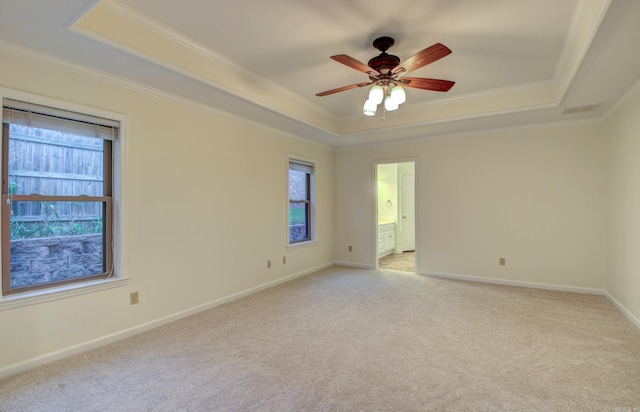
[
  {"left": 288, "top": 158, "right": 315, "bottom": 244},
  {"left": 2, "top": 98, "right": 117, "bottom": 296}
]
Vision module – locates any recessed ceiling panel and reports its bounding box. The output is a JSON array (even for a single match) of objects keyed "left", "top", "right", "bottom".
[{"left": 119, "top": 0, "right": 581, "bottom": 117}]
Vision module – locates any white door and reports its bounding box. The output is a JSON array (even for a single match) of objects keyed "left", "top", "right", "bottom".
[{"left": 400, "top": 174, "right": 415, "bottom": 251}]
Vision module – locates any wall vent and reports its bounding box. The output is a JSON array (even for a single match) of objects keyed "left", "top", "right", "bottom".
[{"left": 562, "top": 104, "right": 600, "bottom": 115}]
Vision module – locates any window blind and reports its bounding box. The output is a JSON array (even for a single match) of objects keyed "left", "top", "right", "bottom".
[
  {"left": 2, "top": 98, "right": 118, "bottom": 140},
  {"left": 289, "top": 160, "right": 314, "bottom": 174}
]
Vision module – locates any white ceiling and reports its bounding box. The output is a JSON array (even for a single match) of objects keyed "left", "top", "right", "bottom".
[
  {"left": 117, "top": 0, "right": 577, "bottom": 113},
  {"left": 0, "top": 0, "right": 639, "bottom": 148}
]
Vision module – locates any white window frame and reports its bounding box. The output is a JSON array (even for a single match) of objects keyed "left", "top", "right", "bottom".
[
  {"left": 0, "top": 89, "right": 128, "bottom": 309},
  {"left": 287, "top": 155, "right": 316, "bottom": 247}
]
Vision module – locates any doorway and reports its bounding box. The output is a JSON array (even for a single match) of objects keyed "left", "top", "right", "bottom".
[{"left": 376, "top": 161, "right": 416, "bottom": 272}]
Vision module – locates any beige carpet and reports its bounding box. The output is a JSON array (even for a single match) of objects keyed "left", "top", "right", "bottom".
[{"left": 1, "top": 266, "right": 640, "bottom": 411}]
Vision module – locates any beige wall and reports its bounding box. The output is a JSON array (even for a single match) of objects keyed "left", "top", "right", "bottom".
[
  {"left": 1, "top": 44, "right": 637, "bottom": 377},
  {"left": 0, "top": 51, "right": 334, "bottom": 372},
  {"left": 605, "top": 88, "right": 640, "bottom": 325},
  {"left": 335, "top": 124, "right": 607, "bottom": 289},
  {"left": 376, "top": 163, "right": 398, "bottom": 221}
]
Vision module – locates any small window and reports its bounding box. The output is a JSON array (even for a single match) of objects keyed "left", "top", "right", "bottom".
[
  {"left": 2, "top": 98, "right": 117, "bottom": 295},
  {"left": 288, "top": 158, "right": 315, "bottom": 244}
]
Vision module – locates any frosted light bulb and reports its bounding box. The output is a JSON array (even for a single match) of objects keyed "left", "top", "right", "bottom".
[
  {"left": 368, "top": 85, "right": 384, "bottom": 105},
  {"left": 384, "top": 95, "right": 398, "bottom": 111},
  {"left": 390, "top": 86, "right": 406, "bottom": 105},
  {"left": 363, "top": 99, "right": 377, "bottom": 116}
]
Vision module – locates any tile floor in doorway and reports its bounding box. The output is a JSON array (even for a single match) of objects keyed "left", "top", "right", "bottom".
[{"left": 378, "top": 251, "right": 415, "bottom": 272}]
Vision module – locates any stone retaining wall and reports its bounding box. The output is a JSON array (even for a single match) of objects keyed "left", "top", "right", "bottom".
[
  {"left": 10, "top": 234, "right": 103, "bottom": 288},
  {"left": 289, "top": 224, "right": 308, "bottom": 242}
]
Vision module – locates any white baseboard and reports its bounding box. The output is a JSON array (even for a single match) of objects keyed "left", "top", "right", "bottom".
[
  {"left": 333, "top": 261, "right": 375, "bottom": 270},
  {"left": 423, "top": 271, "right": 640, "bottom": 332},
  {"left": 421, "top": 270, "right": 605, "bottom": 295},
  {"left": 604, "top": 291, "right": 640, "bottom": 331},
  {"left": 4, "top": 263, "right": 637, "bottom": 379},
  {"left": 0, "top": 262, "right": 332, "bottom": 380}
]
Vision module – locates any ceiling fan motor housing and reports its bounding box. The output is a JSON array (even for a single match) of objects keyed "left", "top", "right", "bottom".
[
  {"left": 368, "top": 37, "right": 400, "bottom": 74},
  {"left": 368, "top": 54, "right": 400, "bottom": 75}
]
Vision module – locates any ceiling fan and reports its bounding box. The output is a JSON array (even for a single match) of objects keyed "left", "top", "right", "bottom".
[{"left": 316, "top": 36, "right": 455, "bottom": 116}]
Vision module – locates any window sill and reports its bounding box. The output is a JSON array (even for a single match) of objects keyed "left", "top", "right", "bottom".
[
  {"left": 287, "top": 239, "right": 318, "bottom": 250},
  {"left": 0, "top": 277, "right": 129, "bottom": 311}
]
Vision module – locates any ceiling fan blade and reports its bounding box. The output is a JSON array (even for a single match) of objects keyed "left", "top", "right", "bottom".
[
  {"left": 330, "top": 55, "right": 380, "bottom": 76},
  {"left": 400, "top": 77, "right": 455, "bottom": 92},
  {"left": 315, "top": 82, "right": 372, "bottom": 97},
  {"left": 392, "top": 43, "right": 452, "bottom": 76}
]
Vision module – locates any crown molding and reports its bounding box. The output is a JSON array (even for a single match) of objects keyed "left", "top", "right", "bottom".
[
  {"left": 555, "top": 0, "right": 613, "bottom": 102},
  {"left": 100, "top": 0, "right": 237, "bottom": 68},
  {"left": 70, "top": 0, "right": 611, "bottom": 139},
  {"left": 70, "top": 0, "right": 336, "bottom": 131},
  {"left": 0, "top": 40, "right": 334, "bottom": 150},
  {"left": 339, "top": 116, "right": 603, "bottom": 152}
]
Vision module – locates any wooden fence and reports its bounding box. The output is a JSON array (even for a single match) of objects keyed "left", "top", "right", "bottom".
[{"left": 8, "top": 124, "right": 104, "bottom": 227}]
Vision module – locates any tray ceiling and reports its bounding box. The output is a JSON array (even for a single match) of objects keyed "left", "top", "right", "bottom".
[{"left": 1, "top": 0, "right": 639, "bottom": 147}]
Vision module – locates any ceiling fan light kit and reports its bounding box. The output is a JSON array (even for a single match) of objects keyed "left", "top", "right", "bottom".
[
  {"left": 368, "top": 85, "right": 384, "bottom": 105},
  {"left": 363, "top": 84, "right": 404, "bottom": 116},
  {"left": 390, "top": 85, "right": 406, "bottom": 104},
  {"left": 384, "top": 94, "right": 399, "bottom": 111},
  {"left": 317, "top": 36, "right": 455, "bottom": 118},
  {"left": 363, "top": 99, "right": 377, "bottom": 116}
]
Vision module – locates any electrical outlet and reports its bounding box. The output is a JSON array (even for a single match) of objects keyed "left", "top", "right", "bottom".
[
  {"left": 348, "top": 245, "right": 352, "bottom": 252},
  {"left": 267, "top": 260, "right": 271, "bottom": 268},
  {"left": 130, "top": 291, "right": 139, "bottom": 305},
  {"left": 282, "top": 256, "right": 286, "bottom": 264},
  {"left": 499, "top": 257, "right": 506, "bottom": 266}
]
